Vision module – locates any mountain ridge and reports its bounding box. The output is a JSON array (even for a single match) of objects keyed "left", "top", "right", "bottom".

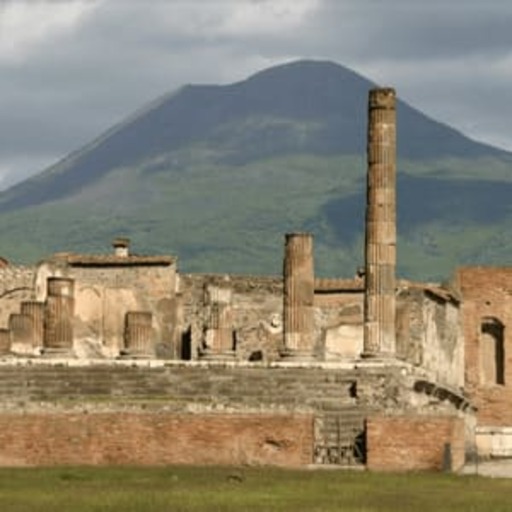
[{"left": 1, "top": 59, "right": 511, "bottom": 280}]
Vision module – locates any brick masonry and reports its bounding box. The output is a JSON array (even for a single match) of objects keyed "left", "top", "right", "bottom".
[
  {"left": 0, "top": 412, "right": 313, "bottom": 467},
  {"left": 0, "top": 362, "right": 467, "bottom": 469},
  {"left": 366, "top": 416, "right": 465, "bottom": 472},
  {"left": 457, "top": 267, "right": 512, "bottom": 426}
]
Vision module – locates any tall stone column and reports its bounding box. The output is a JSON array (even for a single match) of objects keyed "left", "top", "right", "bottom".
[
  {"left": 282, "top": 232, "right": 315, "bottom": 359},
  {"left": 20, "top": 301, "right": 45, "bottom": 348},
  {"left": 44, "top": 277, "right": 75, "bottom": 354},
  {"left": 123, "top": 311, "right": 154, "bottom": 358},
  {"left": 363, "top": 88, "right": 397, "bottom": 358}
]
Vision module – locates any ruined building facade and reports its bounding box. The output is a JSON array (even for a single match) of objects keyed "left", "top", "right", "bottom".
[{"left": 0, "top": 88, "right": 509, "bottom": 471}]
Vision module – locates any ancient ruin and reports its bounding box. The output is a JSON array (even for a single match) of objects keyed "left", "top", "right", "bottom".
[{"left": 0, "top": 87, "right": 509, "bottom": 471}]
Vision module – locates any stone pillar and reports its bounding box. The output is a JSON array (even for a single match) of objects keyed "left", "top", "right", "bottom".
[
  {"left": 44, "top": 277, "right": 75, "bottom": 353},
  {"left": 282, "top": 232, "right": 315, "bottom": 359},
  {"left": 200, "top": 284, "right": 235, "bottom": 360},
  {"left": 363, "top": 87, "right": 397, "bottom": 357},
  {"left": 123, "top": 311, "right": 154, "bottom": 358},
  {"left": 0, "top": 329, "right": 11, "bottom": 355},
  {"left": 9, "top": 313, "right": 33, "bottom": 353},
  {"left": 20, "top": 301, "right": 45, "bottom": 348}
]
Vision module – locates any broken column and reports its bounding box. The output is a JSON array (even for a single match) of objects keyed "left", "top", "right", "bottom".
[
  {"left": 281, "top": 232, "right": 316, "bottom": 359},
  {"left": 123, "top": 311, "right": 154, "bottom": 358},
  {"left": 9, "top": 313, "right": 33, "bottom": 353},
  {"left": 200, "top": 284, "right": 235, "bottom": 359},
  {"left": 43, "top": 277, "right": 75, "bottom": 354},
  {"left": 363, "top": 87, "right": 397, "bottom": 358},
  {"left": 0, "top": 329, "right": 10, "bottom": 355},
  {"left": 20, "top": 301, "right": 45, "bottom": 349}
]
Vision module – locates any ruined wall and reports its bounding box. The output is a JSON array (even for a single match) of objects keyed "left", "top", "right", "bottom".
[
  {"left": 0, "top": 413, "right": 312, "bottom": 467},
  {"left": 0, "top": 360, "right": 466, "bottom": 469},
  {"left": 35, "top": 260, "right": 177, "bottom": 358},
  {"left": 178, "top": 274, "right": 283, "bottom": 361},
  {"left": 178, "top": 274, "right": 368, "bottom": 362},
  {"left": 457, "top": 267, "right": 512, "bottom": 427},
  {"left": 314, "top": 279, "right": 364, "bottom": 360},
  {"left": 0, "top": 266, "right": 35, "bottom": 331},
  {"left": 396, "top": 284, "right": 463, "bottom": 389},
  {"left": 367, "top": 415, "right": 465, "bottom": 471}
]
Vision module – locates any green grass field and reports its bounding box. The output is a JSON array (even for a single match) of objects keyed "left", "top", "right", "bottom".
[{"left": 0, "top": 466, "right": 510, "bottom": 512}]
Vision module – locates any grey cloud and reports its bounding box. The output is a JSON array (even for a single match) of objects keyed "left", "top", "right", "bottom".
[{"left": 1, "top": 0, "right": 512, "bottom": 189}]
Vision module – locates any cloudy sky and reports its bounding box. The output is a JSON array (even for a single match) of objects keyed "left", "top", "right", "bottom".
[{"left": 1, "top": 0, "right": 511, "bottom": 189}]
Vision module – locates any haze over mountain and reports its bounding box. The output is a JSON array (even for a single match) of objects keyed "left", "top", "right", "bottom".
[{"left": 1, "top": 60, "right": 511, "bottom": 280}]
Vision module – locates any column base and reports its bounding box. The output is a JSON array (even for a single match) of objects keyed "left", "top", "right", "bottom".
[
  {"left": 279, "top": 349, "right": 317, "bottom": 362},
  {"left": 41, "top": 347, "right": 75, "bottom": 358},
  {"left": 360, "top": 351, "right": 396, "bottom": 359},
  {"left": 198, "top": 349, "right": 236, "bottom": 361},
  {"left": 118, "top": 350, "right": 154, "bottom": 360}
]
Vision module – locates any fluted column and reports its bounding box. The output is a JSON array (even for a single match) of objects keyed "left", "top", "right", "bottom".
[
  {"left": 20, "top": 301, "right": 45, "bottom": 348},
  {"left": 123, "top": 311, "right": 154, "bottom": 357},
  {"left": 0, "top": 329, "right": 10, "bottom": 355},
  {"left": 363, "top": 87, "right": 397, "bottom": 357},
  {"left": 9, "top": 313, "right": 33, "bottom": 350},
  {"left": 44, "top": 277, "right": 75, "bottom": 353},
  {"left": 200, "top": 285, "right": 235, "bottom": 360},
  {"left": 282, "top": 232, "right": 315, "bottom": 359}
]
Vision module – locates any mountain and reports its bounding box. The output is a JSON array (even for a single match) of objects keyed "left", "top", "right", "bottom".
[{"left": 1, "top": 59, "right": 512, "bottom": 280}]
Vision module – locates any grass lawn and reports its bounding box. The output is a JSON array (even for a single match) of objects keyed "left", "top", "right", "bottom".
[{"left": 0, "top": 466, "right": 510, "bottom": 512}]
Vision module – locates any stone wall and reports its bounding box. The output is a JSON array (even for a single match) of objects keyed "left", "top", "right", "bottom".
[
  {"left": 366, "top": 415, "right": 465, "bottom": 471},
  {"left": 178, "top": 274, "right": 283, "bottom": 361},
  {"left": 396, "top": 284, "right": 463, "bottom": 389},
  {"left": 35, "top": 258, "right": 177, "bottom": 358},
  {"left": 476, "top": 426, "right": 512, "bottom": 459},
  {"left": 0, "top": 360, "right": 467, "bottom": 468},
  {"left": 314, "top": 279, "right": 364, "bottom": 360},
  {"left": 457, "top": 267, "right": 512, "bottom": 427},
  {"left": 178, "top": 274, "right": 369, "bottom": 362},
  {"left": 0, "top": 266, "right": 35, "bottom": 330}
]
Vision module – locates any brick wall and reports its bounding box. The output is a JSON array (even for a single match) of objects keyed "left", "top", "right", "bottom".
[
  {"left": 0, "top": 362, "right": 402, "bottom": 468},
  {"left": 0, "top": 412, "right": 312, "bottom": 467},
  {"left": 0, "top": 362, "right": 471, "bottom": 469},
  {"left": 366, "top": 416, "right": 465, "bottom": 472},
  {"left": 457, "top": 267, "right": 512, "bottom": 426}
]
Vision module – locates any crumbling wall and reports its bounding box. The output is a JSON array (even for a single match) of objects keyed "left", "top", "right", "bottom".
[
  {"left": 178, "top": 275, "right": 367, "bottom": 362},
  {"left": 314, "top": 280, "right": 364, "bottom": 360},
  {"left": 0, "top": 360, "right": 468, "bottom": 469},
  {"left": 0, "top": 266, "right": 35, "bottom": 330},
  {"left": 35, "top": 260, "right": 177, "bottom": 358},
  {"left": 396, "top": 285, "right": 463, "bottom": 389},
  {"left": 178, "top": 274, "right": 283, "bottom": 361},
  {"left": 457, "top": 267, "right": 512, "bottom": 428}
]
